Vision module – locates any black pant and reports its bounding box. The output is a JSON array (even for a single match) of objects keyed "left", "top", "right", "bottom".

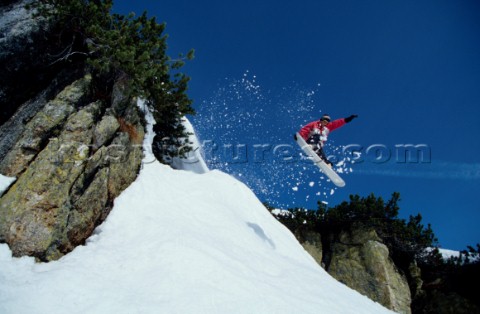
[{"left": 307, "top": 135, "right": 331, "bottom": 165}]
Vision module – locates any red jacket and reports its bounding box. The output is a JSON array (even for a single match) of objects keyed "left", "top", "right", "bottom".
[{"left": 299, "top": 118, "right": 346, "bottom": 144}]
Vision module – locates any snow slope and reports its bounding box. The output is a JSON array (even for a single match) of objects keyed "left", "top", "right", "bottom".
[{"left": 0, "top": 106, "right": 392, "bottom": 314}]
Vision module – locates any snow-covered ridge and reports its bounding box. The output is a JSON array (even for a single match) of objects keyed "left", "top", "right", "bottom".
[{"left": 0, "top": 102, "right": 392, "bottom": 314}]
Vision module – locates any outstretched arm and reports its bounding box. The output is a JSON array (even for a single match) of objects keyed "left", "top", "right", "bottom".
[{"left": 327, "top": 115, "right": 358, "bottom": 131}]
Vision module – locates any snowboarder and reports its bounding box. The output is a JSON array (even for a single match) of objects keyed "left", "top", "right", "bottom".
[{"left": 297, "top": 114, "right": 358, "bottom": 166}]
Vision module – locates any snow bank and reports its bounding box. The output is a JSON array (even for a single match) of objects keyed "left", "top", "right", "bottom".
[
  {"left": 438, "top": 248, "right": 479, "bottom": 263},
  {"left": 439, "top": 248, "right": 461, "bottom": 259},
  {"left": 0, "top": 162, "right": 392, "bottom": 314}
]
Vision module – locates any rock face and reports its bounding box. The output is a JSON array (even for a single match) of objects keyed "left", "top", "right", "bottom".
[
  {"left": 298, "top": 227, "right": 412, "bottom": 313},
  {"left": 290, "top": 216, "right": 480, "bottom": 314},
  {"left": 0, "top": 0, "right": 145, "bottom": 261},
  {"left": 0, "top": 75, "right": 144, "bottom": 261},
  {"left": 326, "top": 228, "right": 412, "bottom": 314}
]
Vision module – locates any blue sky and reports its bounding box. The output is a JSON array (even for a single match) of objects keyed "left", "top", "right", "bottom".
[{"left": 113, "top": 1, "right": 480, "bottom": 250}]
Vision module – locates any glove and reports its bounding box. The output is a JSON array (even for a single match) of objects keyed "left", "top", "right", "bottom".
[{"left": 345, "top": 114, "right": 358, "bottom": 123}]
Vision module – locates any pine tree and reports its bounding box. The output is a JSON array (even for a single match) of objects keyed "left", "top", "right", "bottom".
[{"left": 28, "top": 0, "right": 195, "bottom": 160}]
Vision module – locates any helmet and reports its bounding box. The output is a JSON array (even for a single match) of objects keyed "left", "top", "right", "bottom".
[{"left": 320, "top": 114, "right": 331, "bottom": 122}]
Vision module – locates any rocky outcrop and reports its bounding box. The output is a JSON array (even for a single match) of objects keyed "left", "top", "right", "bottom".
[
  {"left": 326, "top": 228, "right": 412, "bottom": 314},
  {"left": 0, "top": 0, "right": 145, "bottom": 263},
  {"left": 276, "top": 209, "right": 480, "bottom": 314},
  {"left": 296, "top": 226, "right": 412, "bottom": 313},
  {"left": 0, "top": 75, "right": 144, "bottom": 261}
]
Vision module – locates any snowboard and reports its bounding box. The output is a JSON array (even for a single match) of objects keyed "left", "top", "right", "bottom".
[{"left": 295, "top": 132, "right": 346, "bottom": 187}]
